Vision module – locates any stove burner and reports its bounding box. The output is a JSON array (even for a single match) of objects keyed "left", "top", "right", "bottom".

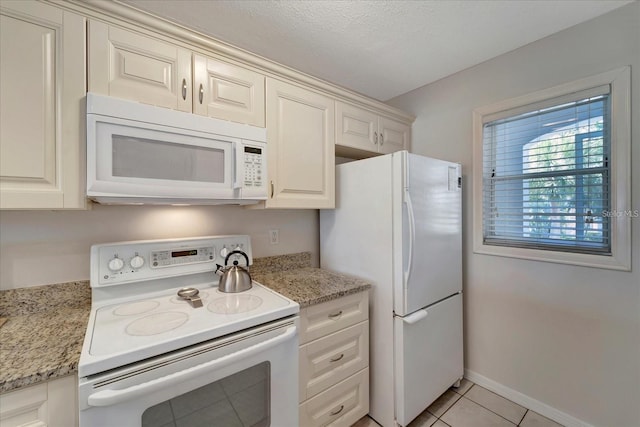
[
  {"left": 113, "top": 300, "right": 160, "bottom": 316},
  {"left": 208, "top": 294, "right": 263, "bottom": 315},
  {"left": 125, "top": 311, "right": 189, "bottom": 336}
]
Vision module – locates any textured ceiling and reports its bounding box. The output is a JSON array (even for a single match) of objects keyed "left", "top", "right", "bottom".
[{"left": 123, "top": 0, "right": 632, "bottom": 101}]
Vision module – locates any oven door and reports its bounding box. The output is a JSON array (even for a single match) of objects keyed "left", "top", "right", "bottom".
[{"left": 79, "top": 317, "right": 298, "bottom": 427}]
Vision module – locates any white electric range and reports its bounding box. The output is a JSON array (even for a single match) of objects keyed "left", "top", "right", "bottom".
[{"left": 78, "top": 235, "right": 299, "bottom": 427}]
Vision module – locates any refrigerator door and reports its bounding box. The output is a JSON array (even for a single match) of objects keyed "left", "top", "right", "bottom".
[
  {"left": 394, "top": 293, "right": 463, "bottom": 426},
  {"left": 397, "top": 153, "right": 462, "bottom": 316}
]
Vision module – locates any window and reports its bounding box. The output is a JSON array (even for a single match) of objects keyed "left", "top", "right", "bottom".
[
  {"left": 483, "top": 90, "right": 610, "bottom": 253},
  {"left": 473, "top": 67, "right": 631, "bottom": 270}
]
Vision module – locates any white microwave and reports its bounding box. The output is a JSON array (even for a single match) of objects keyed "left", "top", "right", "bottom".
[{"left": 86, "top": 93, "right": 267, "bottom": 205}]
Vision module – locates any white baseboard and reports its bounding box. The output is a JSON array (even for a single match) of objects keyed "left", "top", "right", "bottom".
[{"left": 464, "top": 369, "right": 594, "bottom": 427}]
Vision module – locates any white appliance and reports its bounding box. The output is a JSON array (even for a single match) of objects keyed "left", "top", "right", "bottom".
[
  {"left": 86, "top": 93, "right": 267, "bottom": 205},
  {"left": 320, "top": 151, "right": 463, "bottom": 427},
  {"left": 78, "top": 235, "right": 299, "bottom": 427}
]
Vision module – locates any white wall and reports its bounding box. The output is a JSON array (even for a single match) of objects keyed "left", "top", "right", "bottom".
[
  {"left": 0, "top": 204, "right": 318, "bottom": 289},
  {"left": 388, "top": 3, "right": 639, "bottom": 427}
]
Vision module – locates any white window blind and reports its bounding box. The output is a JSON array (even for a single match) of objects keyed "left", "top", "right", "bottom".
[{"left": 482, "top": 87, "right": 611, "bottom": 254}]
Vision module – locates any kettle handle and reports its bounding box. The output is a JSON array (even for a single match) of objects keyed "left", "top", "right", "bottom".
[{"left": 224, "top": 250, "right": 250, "bottom": 267}]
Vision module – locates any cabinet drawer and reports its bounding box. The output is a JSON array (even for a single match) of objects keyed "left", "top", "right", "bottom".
[
  {"left": 299, "top": 368, "right": 369, "bottom": 427},
  {"left": 300, "top": 321, "right": 369, "bottom": 402},
  {"left": 300, "top": 292, "right": 368, "bottom": 345}
]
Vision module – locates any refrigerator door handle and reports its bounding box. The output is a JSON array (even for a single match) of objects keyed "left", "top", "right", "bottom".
[
  {"left": 402, "top": 309, "right": 428, "bottom": 324},
  {"left": 404, "top": 189, "right": 415, "bottom": 284}
]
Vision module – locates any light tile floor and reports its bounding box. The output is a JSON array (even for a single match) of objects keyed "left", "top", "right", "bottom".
[{"left": 351, "top": 378, "right": 564, "bottom": 427}]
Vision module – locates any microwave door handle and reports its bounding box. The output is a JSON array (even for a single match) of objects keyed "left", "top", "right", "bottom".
[
  {"left": 87, "top": 326, "right": 297, "bottom": 407},
  {"left": 233, "top": 142, "right": 243, "bottom": 190}
]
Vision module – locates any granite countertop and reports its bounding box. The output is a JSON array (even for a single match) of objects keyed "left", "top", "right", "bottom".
[
  {"left": 0, "top": 281, "right": 91, "bottom": 393},
  {"left": 0, "top": 252, "right": 370, "bottom": 394},
  {"left": 251, "top": 253, "right": 371, "bottom": 308},
  {"left": 254, "top": 267, "right": 370, "bottom": 308}
]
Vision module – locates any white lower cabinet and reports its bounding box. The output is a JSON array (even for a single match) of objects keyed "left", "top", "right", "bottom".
[
  {"left": 0, "top": 375, "right": 78, "bottom": 427},
  {"left": 299, "top": 292, "right": 369, "bottom": 426},
  {"left": 299, "top": 368, "right": 369, "bottom": 427}
]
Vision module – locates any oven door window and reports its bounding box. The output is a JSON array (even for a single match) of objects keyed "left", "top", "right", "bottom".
[{"left": 141, "top": 362, "right": 270, "bottom": 427}]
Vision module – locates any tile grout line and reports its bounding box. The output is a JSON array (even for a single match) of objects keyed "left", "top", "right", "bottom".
[
  {"left": 518, "top": 409, "right": 529, "bottom": 426},
  {"left": 430, "top": 382, "right": 472, "bottom": 425},
  {"left": 433, "top": 390, "right": 462, "bottom": 426},
  {"left": 460, "top": 385, "right": 525, "bottom": 426},
  {"left": 427, "top": 390, "right": 463, "bottom": 419}
]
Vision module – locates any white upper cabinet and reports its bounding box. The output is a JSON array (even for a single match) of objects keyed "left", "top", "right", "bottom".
[
  {"left": 336, "top": 102, "right": 379, "bottom": 152},
  {"left": 0, "top": 1, "right": 86, "bottom": 209},
  {"left": 336, "top": 101, "right": 411, "bottom": 156},
  {"left": 266, "top": 78, "right": 335, "bottom": 209},
  {"left": 193, "top": 54, "right": 265, "bottom": 127},
  {"left": 88, "top": 21, "right": 192, "bottom": 112},
  {"left": 88, "top": 22, "right": 266, "bottom": 127},
  {"left": 379, "top": 116, "right": 410, "bottom": 154}
]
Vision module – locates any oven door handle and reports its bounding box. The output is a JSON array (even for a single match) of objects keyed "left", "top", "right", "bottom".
[{"left": 87, "top": 325, "right": 297, "bottom": 407}]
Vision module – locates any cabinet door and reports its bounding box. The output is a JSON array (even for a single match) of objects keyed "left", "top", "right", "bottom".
[
  {"left": 335, "top": 102, "right": 379, "bottom": 153},
  {"left": 193, "top": 54, "right": 265, "bottom": 127},
  {"left": 266, "top": 79, "right": 334, "bottom": 208},
  {"left": 0, "top": 374, "right": 78, "bottom": 427},
  {"left": 379, "top": 116, "right": 410, "bottom": 154},
  {"left": 0, "top": 382, "right": 48, "bottom": 427},
  {"left": 0, "top": 1, "right": 85, "bottom": 209},
  {"left": 88, "top": 21, "right": 192, "bottom": 112}
]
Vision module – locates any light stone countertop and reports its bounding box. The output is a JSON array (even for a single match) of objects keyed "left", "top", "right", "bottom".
[
  {"left": 0, "top": 252, "right": 370, "bottom": 393},
  {"left": 0, "top": 281, "right": 90, "bottom": 393},
  {"left": 253, "top": 267, "right": 371, "bottom": 308},
  {"left": 251, "top": 252, "right": 371, "bottom": 307}
]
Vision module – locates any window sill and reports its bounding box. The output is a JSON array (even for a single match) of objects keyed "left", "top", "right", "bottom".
[{"left": 473, "top": 241, "right": 630, "bottom": 271}]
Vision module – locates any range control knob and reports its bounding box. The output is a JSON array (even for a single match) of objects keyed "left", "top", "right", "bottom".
[
  {"left": 108, "top": 257, "right": 125, "bottom": 272},
  {"left": 220, "top": 247, "right": 228, "bottom": 258},
  {"left": 130, "top": 255, "right": 145, "bottom": 269}
]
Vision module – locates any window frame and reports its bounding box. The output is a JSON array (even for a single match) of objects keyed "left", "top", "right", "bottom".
[{"left": 472, "top": 67, "right": 631, "bottom": 270}]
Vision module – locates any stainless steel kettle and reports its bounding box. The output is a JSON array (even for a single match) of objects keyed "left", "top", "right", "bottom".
[{"left": 215, "top": 250, "right": 252, "bottom": 293}]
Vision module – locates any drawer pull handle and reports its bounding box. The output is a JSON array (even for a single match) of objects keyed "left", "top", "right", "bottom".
[
  {"left": 330, "top": 405, "right": 344, "bottom": 416},
  {"left": 330, "top": 353, "right": 344, "bottom": 362},
  {"left": 199, "top": 84, "right": 204, "bottom": 104},
  {"left": 328, "top": 310, "right": 343, "bottom": 319},
  {"left": 181, "top": 78, "right": 187, "bottom": 100}
]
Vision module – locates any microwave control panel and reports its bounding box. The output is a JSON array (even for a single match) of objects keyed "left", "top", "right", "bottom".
[{"left": 244, "top": 146, "right": 263, "bottom": 188}]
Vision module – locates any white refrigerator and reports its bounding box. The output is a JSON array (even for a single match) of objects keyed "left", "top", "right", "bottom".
[{"left": 320, "top": 151, "right": 463, "bottom": 427}]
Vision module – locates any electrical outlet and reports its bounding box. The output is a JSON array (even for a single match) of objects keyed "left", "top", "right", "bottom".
[{"left": 269, "top": 229, "right": 279, "bottom": 245}]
